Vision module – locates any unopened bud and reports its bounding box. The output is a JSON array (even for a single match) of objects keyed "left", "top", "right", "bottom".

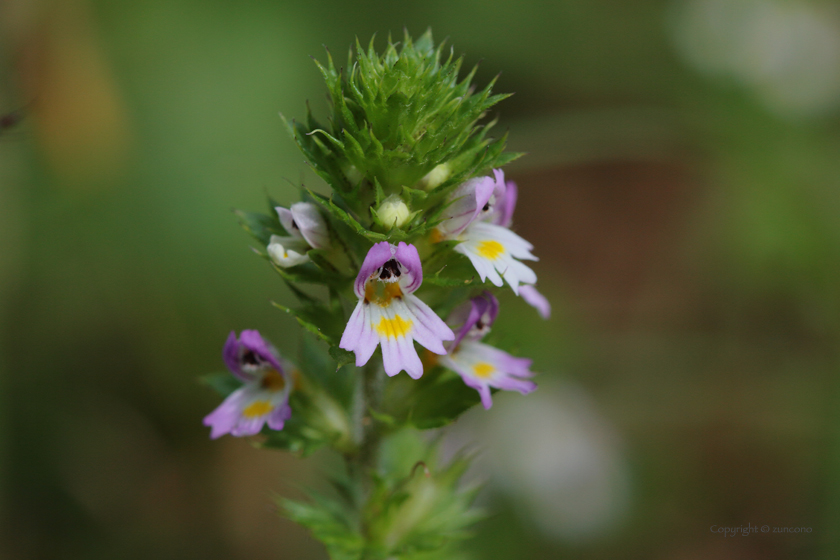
[
  {"left": 375, "top": 195, "right": 411, "bottom": 230},
  {"left": 420, "top": 163, "right": 451, "bottom": 190}
]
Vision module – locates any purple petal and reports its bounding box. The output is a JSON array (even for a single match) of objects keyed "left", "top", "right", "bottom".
[
  {"left": 339, "top": 302, "right": 366, "bottom": 352},
  {"left": 354, "top": 242, "right": 395, "bottom": 298},
  {"left": 291, "top": 202, "right": 330, "bottom": 249},
  {"left": 451, "top": 299, "right": 483, "bottom": 348},
  {"left": 494, "top": 179, "right": 518, "bottom": 228},
  {"left": 276, "top": 207, "right": 303, "bottom": 240},
  {"left": 403, "top": 295, "right": 455, "bottom": 347},
  {"left": 395, "top": 242, "right": 423, "bottom": 294},
  {"left": 231, "top": 415, "right": 265, "bottom": 437},
  {"left": 238, "top": 330, "right": 284, "bottom": 373},
  {"left": 203, "top": 387, "right": 248, "bottom": 439},
  {"left": 520, "top": 284, "right": 551, "bottom": 319},
  {"left": 354, "top": 305, "right": 379, "bottom": 366},
  {"left": 477, "top": 384, "right": 493, "bottom": 409},
  {"left": 397, "top": 337, "right": 424, "bottom": 379},
  {"left": 480, "top": 344, "right": 534, "bottom": 377},
  {"left": 267, "top": 402, "right": 292, "bottom": 430},
  {"left": 380, "top": 332, "right": 401, "bottom": 377},
  {"left": 450, "top": 292, "right": 500, "bottom": 347},
  {"left": 439, "top": 176, "right": 496, "bottom": 236},
  {"left": 222, "top": 331, "right": 248, "bottom": 382},
  {"left": 494, "top": 376, "right": 537, "bottom": 395}
]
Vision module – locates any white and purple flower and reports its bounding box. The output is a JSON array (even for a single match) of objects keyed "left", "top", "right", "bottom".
[
  {"left": 203, "top": 330, "right": 293, "bottom": 439},
  {"left": 440, "top": 292, "right": 536, "bottom": 409},
  {"left": 339, "top": 241, "right": 454, "bottom": 379},
  {"left": 436, "top": 169, "right": 540, "bottom": 298},
  {"left": 267, "top": 202, "right": 329, "bottom": 268}
]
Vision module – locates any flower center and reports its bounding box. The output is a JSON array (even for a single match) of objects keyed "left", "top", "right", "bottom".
[
  {"left": 261, "top": 369, "right": 286, "bottom": 392},
  {"left": 477, "top": 240, "right": 504, "bottom": 260},
  {"left": 364, "top": 275, "right": 404, "bottom": 306},
  {"left": 242, "top": 400, "right": 272, "bottom": 418},
  {"left": 472, "top": 362, "right": 494, "bottom": 378},
  {"left": 242, "top": 350, "right": 262, "bottom": 367},
  {"left": 378, "top": 259, "right": 402, "bottom": 282}
]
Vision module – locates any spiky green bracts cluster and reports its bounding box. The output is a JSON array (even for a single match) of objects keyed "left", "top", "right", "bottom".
[{"left": 285, "top": 30, "right": 518, "bottom": 236}]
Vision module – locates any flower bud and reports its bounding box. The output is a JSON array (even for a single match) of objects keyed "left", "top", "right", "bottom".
[
  {"left": 420, "top": 162, "right": 451, "bottom": 190},
  {"left": 374, "top": 195, "right": 411, "bottom": 230}
]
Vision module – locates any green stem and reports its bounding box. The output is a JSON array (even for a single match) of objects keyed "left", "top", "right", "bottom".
[{"left": 348, "top": 362, "right": 385, "bottom": 525}]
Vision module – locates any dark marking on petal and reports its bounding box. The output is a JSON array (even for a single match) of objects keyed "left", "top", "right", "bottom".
[{"left": 379, "top": 259, "right": 402, "bottom": 280}]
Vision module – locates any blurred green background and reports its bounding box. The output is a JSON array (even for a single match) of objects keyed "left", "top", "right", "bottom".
[{"left": 2, "top": 0, "right": 839, "bottom": 558}]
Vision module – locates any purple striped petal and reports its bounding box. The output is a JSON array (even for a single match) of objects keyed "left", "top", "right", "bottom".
[
  {"left": 438, "top": 176, "right": 496, "bottom": 236},
  {"left": 339, "top": 302, "right": 366, "bottom": 352},
  {"left": 450, "top": 292, "right": 500, "bottom": 347},
  {"left": 494, "top": 179, "right": 518, "bottom": 228},
  {"left": 354, "top": 241, "right": 395, "bottom": 298},
  {"left": 395, "top": 242, "right": 423, "bottom": 294}
]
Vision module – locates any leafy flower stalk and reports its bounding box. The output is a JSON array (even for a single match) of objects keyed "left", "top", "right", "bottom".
[{"left": 201, "top": 30, "right": 550, "bottom": 559}]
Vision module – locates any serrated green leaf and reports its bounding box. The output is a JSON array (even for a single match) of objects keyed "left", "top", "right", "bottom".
[
  {"left": 329, "top": 345, "right": 356, "bottom": 369},
  {"left": 235, "top": 210, "right": 285, "bottom": 246}
]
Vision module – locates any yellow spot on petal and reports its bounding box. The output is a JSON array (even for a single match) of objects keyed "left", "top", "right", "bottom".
[
  {"left": 261, "top": 369, "right": 286, "bottom": 392},
  {"left": 477, "top": 240, "right": 504, "bottom": 260},
  {"left": 472, "top": 362, "right": 494, "bottom": 378},
  {"left": 243, "top": 400, "right": 273, "bottom": 418},
  {"left": 430, "top": 228, "right": 444, "bottom": 244},
  {"left": 375, "top": 314, "right": 413, "bottom": 339}
]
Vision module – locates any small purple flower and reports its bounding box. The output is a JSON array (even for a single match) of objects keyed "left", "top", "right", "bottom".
[
  {"left": 268, "top": 202, "right": 329, "bottom": 268},
  {"left": 203, "top": 330, "right": 292, "bottom": 439},
  {"left": 440, "top": 293, "right": 536, "bottom": 409},
  {"left": 437, "top": 169, "right": 539, "bottom": 297},
  {"left": 339, "top": 242, "right": 454, "bottom": 379}
]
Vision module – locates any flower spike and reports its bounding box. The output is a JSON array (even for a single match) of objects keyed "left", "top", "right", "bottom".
[{"left": 340, "top": 242, "right": 454, "bottom": 379}]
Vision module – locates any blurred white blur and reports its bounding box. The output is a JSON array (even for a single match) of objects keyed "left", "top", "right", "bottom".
[
  {"left": 670, "top": 0, "right": 840, "bottom": 119},
  {"left": 443, "top": 378, "right": 630, "bottom": 543}
]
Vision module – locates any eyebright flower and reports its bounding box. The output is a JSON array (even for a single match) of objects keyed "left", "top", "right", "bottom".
[
  {"left": 440, "top": 292, "right": 536, "bottom": 409},
  {"left": 436, "top": 169, "right": 538, "bottom": 296},
  {"left": 339, "top": 241, "right": 454, "bottom": 379},
  {"left": 203, "top": 330, "right": 292, "bottom": 439},
  {"left": 267, "top": 202, "right": 329, "bottom": 268}
]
